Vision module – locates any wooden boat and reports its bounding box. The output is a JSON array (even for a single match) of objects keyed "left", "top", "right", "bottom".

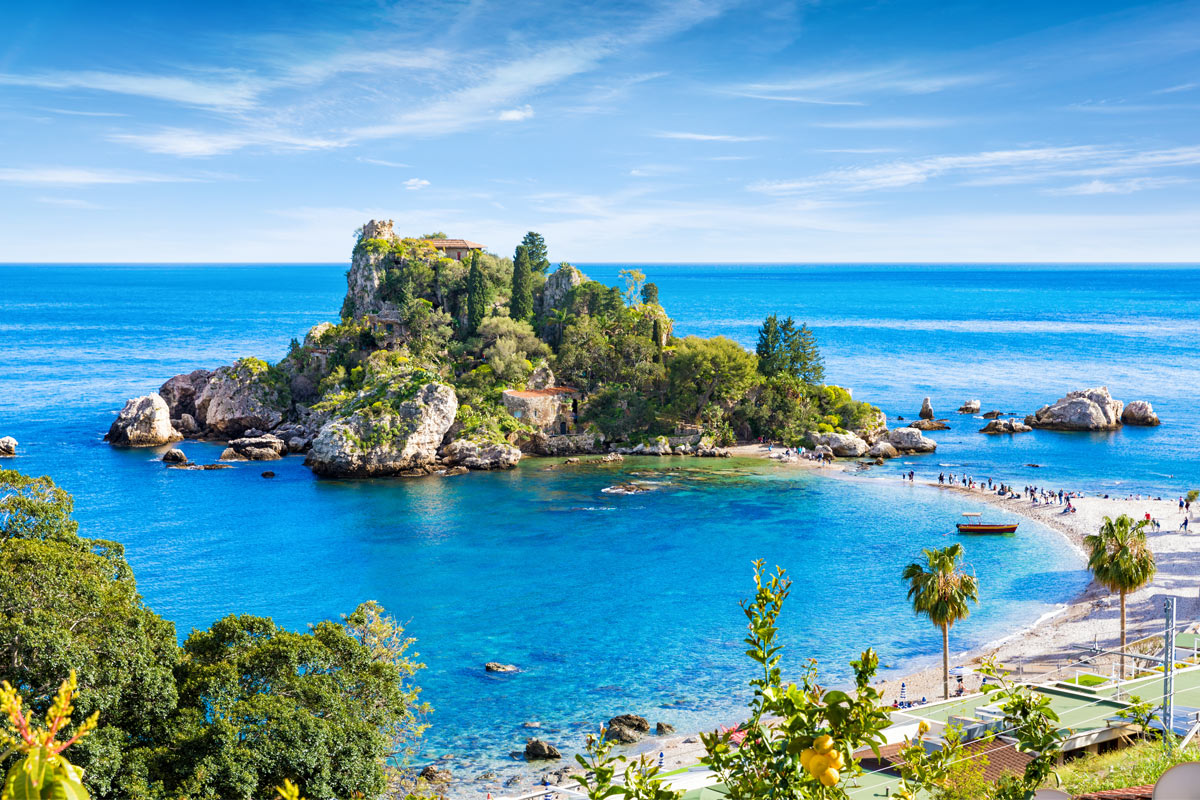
[{"left": 956, "top": 512, "right": 1018, "bottom": 534}]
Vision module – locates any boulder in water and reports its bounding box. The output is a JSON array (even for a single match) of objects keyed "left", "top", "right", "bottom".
[
  {"left": 1121, "top": 400, "right": 1160, "bottom": 426},
  {"left": 441, "top": 439, "right": 522, "bottom": 470},
  {"left": 485, "top": 662, "right": 519, "bottom": 673},
  {"left": 957, "top": 400, "right": 981, "bottom": 413},
  {"left": 809, "top": 431, "right": 869, "bottom": 457},
  {"left": 221, "top": 434, "right": 288, "bottom": 461},
  {"left": 608, "top": 714, "right": 650, "bottom": 733},
  {"left": 524, "top": 739, "right": 562, "bottom": 760},
  {"left": 1027, "top": 387, "right": 1123, "bottom": 431},
  {"left": 159, "top": 369, "right": 212, "bottom": 419},
  {"left": 867, "top": 441, "right": 899, "bottom": 459},
  {"left": 162, "top": 448, "right": 188, "bottom": 464},
  {"left": 982, "top": 410, "right": 1003, "bottom": 419},
  {"left": 919, "top": 397, "right": 934, "bottom": 420},
  {"left": 887, "top": 427, "right": 937, "bottom": 453},
  {"left": 0, "top": 437, "right": 16, "bottom": 457},
  {"left": 910, "top": 419, "right": 950, "bottom": 431},
  {"left": 980, "top": 419, "right": 1032, "bottom": 434},
  {"left": 105, "top": 395, "right": 182, "bottom": 447},
  {"left": 656, "top": 722, "right": 675, "bottom": 735}
]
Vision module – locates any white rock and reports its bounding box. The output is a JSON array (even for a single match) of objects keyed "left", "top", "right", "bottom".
[
  {"left": 957, "top": 400, "right": 981, "bottom": 414},
  {"left": 810, "top": 431, "right": 869, "bottom": 457},
  {"left": 887, "top": 427, "right": 937, "bottom": 453},
  {"left": 867, "top": 441, "right": 899, "bottom": 459},
  {"left": 105, "top": 395, "right": 182, "bottom": 447},
  {"left": 919, "top": 397, "right": 934, "bottom": 420},
  {"left": 1121, "top": 400, "right": 1160, "bottom": 427},
  {"left": 1027, "top": 387, "right": 1123, "bottom": 431},
  {"left": 0, "top": 436, "right": 17, "bottom": 456},
  {"left": 441, "top": 438, "right": 522, "bottom": 470}
]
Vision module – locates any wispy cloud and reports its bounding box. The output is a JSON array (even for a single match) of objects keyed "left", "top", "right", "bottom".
[
  {"left": 0, "top": 166, "right": 196, "bottom": 185},
  {"left": 0, "top": 70, "right": 265, "bottom": 111},
  {"left": 654, "top": 131, "right": 766, "bottom": 142},
  {"left": 813, "top": 117, "right": 953, "bottom": 130},
  {"left": 727, "top": 66, "right": 983, "bottom": 104},
  {"left": 110, "top": 127, "right": 343, "bottom": 157},
  {"left": 37, "top": 107, "right": 127, "bottom": 117},
  {"left": 1047, "top": 177, "right": 1188, "bottom": 195},
  {"left": 357, "top": 157, "right": 410, "bottom": 168},
  {"left": 1153, "top": 82, "right": 1198, "bottom": 95},
  {"left": 34, "top": 195, "right": 104, "bottom": 208},
  {"left": 403, "top": 178, "right": 430, "bottom": 190}
]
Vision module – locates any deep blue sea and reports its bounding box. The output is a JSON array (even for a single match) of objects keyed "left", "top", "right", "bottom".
[{"left": 2, "top": 263, "right": 1197, "bottom": 785}]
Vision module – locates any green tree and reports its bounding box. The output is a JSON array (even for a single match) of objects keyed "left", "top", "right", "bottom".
[
  {"left": 477, "top": 317, "right": 550, "bottom": 385},
  {"left": 547, "top": 308, "right": 572, "bottom": 348},
  {"left": 755, "top": 314, "right": 784, "bottom": 377},
  {"left": 520, "top": 232, "right": 550, "bottom": 274},
  {"left": 1085, "top": 514, "right": 1156, "bottom": 679},
  {"left": 0, "top": 472, "right": 179, "bottom": 799},
  {"left": 666, "top": 336, "right": 758, "bottom": 423},
  {"left": 466, "top": 250, "right": 487, "bottom": 336},
  {"left": 788, "top": 322, "right": 825, "bottom": 385},
  {"left": 902, "top": 543, "right": 979, "bottom": 700},
  {"left": 618, "top": 269, "right": 646, "bottom": 307},
  {"left": 158, "top": 610, "right": 422, "bottom": 800},
  {"left": 641, "top": 282, "right": 659, "bottom": 306},
  {"left": 509, "top": 245, "right": 533, "bottom": 321}
]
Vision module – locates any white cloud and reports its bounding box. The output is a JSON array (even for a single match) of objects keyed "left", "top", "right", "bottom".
[
  {"left": 1047, "top": 177, "right": 1187, "bottom": 195},
  {"left": 110, "top": 127, "right": 343, "bottom": 157},
  {"left": 403, "top": 178, "right": 430, "bottom": 190},
  {"left": 0, "top": 70, "right": 265, "bottom": 111},
  {"left": 654, "top": 131, "right": 766, "bottom": 142},
  {"left": 813, "top": 117, "right": 954, "bottom": 130},
  {"left": 0, "top": 167, "right": 195, "bottom": 185},
  {"left": 357, "top": 157, "right": 411, "bottom": 168},
  {"left": 1152, "top": 82, "right": 1198, "bottom": 95},
  {"left": 498, "top": 104, "right": 534, "bottom": 121},
  {"left": 35, "top": 196, "right": 104, "bottom": 208},
  {"left": 728, "top": 66, "right": 983, "bottom": 103}
]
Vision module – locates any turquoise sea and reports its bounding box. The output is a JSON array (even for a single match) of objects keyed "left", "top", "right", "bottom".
[{"left": 2, "top": 263, "right": 1197, "bottom": 785}]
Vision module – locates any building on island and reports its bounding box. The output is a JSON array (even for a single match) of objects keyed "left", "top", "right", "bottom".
[
  {"left": 365, "top": 312, "right": 406, "bottom": 348},
  {"left": 501, "top": 386, "right": 581, "bottom": 435},
  {"left": 425, "top": 238, "right": 485, "bottom": 261}
]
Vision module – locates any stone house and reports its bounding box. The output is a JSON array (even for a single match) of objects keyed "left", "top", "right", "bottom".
[
  {"left": 426, "top": 238, "right": 485, "bottom": 261},
  {"left": 501, "top": 386, "right": 581, "bottom": 435}
]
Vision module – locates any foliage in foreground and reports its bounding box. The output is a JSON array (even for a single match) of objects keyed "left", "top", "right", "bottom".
[
  {"left": 0, "top": 469, "right": 428, "bottom": 800},
  {"left": 1051, "top": 739, "right": 1200, "bottom": 795}
]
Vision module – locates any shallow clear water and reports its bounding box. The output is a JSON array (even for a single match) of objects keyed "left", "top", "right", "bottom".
[{"left": 2, "top": 262, "right": 1193, "bottom": 782}]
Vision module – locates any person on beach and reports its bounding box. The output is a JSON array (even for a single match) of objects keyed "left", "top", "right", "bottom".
[{"left": 1181, "top": 517, "right": 1190, "bottom": 532}]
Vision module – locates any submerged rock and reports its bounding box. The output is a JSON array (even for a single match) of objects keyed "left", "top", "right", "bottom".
[
  {"left": 957, "top": 399, "right": 981, "bottom": 414},
  {"left": 1121, "top": 400, "right": 1160, "bottom": 426},
  {"left": 0, "top": 437, "right": 16, "bottom": 457},
  {"left": 919, "top": 397, "right": 934, "bottom": 420},
  {"left": 980, "top": 419, "right": 1032, "bottom": 434},
  {"left": 442, "top": 439, "right": 522, "bottom": 470},
  {"left": 105, "top": 395, "right": 182, "bottom": 447},
  {"left": 1026, "top": 387, "right": 1123, "bottom": 431},
  {"left": 982, "top": 410, "right": 1003, "bottom": 419},
  {"left": 305, "top": 383, "right": 457, "bottom": 477},
  {"left": 524, "top": 739, "right": 561, "bottom": 760},
  {"left": 485, "top": 662, "right": 519, "bottom": 673}
]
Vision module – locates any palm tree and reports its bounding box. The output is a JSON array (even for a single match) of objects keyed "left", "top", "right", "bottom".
[
  {"left": 548, "top": 308, "right": 572, "bottom": 347},
  {"left": 903, "top": 543, "right": 979, "bottom": 700},
  {"left": 1085, "top": 514, "right": 1156, "bottom": 679}
]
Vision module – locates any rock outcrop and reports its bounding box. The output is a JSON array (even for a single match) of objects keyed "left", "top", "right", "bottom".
[
  {"left": 219, "top": 434, "right": 288, "bottom": 461},
  {"left": 852, "top": 410, "right": 889, "bottom": 445},
  {"left": 919, "top": 398, "right": 934, "bottom": 419},
  {"left": 0, "top": 437, "right": 16, "bottom": 457},
  {"left": 305, "top": 383, "right": 457, "bottom": 477},
  {"left": 525, "top": 739, "right": 561, "bottom": 760},
  {"left": 159, "top": 369, "right": 212, "bottom": 419},
  {"left": 194, "top": 362, "right": 287, "bottom": 438},
  {"left": 162, "top": 448, "right": 188, "bottom": 464},
  {"left": 538, "top": 263, "right": 585, "bottom": 315},
  {"left": 957, "top": 400, "right": 981, "bottom": 414},
  {"left": 1025, "top": 387, "right": 1123, "bottom": 431},
  {"left": 608, "top": 714, "right": 650, "bottom": 733},
  {"left": 910, "top": 419, "right": 950, "bottom": 431},
  {"left": 982, "top": 410, "right": 1003, "bottom": 419},
  {"left": 809, "top": 432, "right": 869, "bottom": 457},
  {"left": 485, "top": 662, "right": 519, "bottom": 673},
  {"left": 1121, "top": 400, "right": 1160, "bottom": 427},
  {"left": 887, "top": 427, "right": 937, "bottom": 453},
  {"left": 980, "top": 419, "right": 1032, "bottom": 435},
  {"left": 105, "top": 395, "right": 182, "bottom": 447},
  {"left": 656, "top": 722, "right": 675, "bottom": 735},
  {"left": 441, "top": 439, "right": 522, "bottom": 470}
]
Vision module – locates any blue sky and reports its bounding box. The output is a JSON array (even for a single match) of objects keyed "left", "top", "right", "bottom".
[{"left": 1, "top": 0, "right": 1198, "bottom": 262}]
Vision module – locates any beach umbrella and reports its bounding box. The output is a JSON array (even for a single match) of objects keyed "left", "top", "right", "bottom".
[
  {"left": 899, "top": 682, "right": 907, "bottom": 704},
  {"left": 948, "top": 666, "right": 974, "bottom": 677}
]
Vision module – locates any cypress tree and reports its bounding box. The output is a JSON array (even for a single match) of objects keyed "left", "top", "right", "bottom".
[
  {"left": 466, "top": 250, "right": 486, "bottom": 335},
  {"left": 756, "top": 314, "right": 783, "bottom": 376},
  {"left": 510, "top": 244, "right": 533, "bottom": 321},
  {"left": 796, "top": 323, "right": 825, "bottom": 385},
  {"left": 521, "top": 232, "right": 550, "bottom": 274}
]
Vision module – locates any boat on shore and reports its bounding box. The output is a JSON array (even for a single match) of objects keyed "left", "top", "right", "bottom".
[{"left": 956, "top": 512, "right": 1019, "bottom": 534}]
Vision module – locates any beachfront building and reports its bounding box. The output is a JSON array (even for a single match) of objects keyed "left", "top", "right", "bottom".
[
  {"left": 501, "top": 386, "right": 581, "bottom": 435},
  {"left": 426, "top": 238, "right": 485, "bottom": 261}
]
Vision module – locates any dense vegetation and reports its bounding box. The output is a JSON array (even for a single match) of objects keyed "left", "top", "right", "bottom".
[
  {"left": 277, "top": 229, "right": 877, "bottom": 448},
  {"left": 0, "top": 470, "right": 428, "bottom": 800}
]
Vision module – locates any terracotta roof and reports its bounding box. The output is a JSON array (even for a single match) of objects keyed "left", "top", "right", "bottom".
[
  {"left": 855, "top": 740, "right": 1032, "bottom": 786},
  {"left": 1072, "top": 786, "right": 1153, "bottom": 800},
  {"left": 425, "top": 238, "right": 484, "bottom": 249},
  {"left": 504, "top": 386, "right": 579, "bottom": 399}
]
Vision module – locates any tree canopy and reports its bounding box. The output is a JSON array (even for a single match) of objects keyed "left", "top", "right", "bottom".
[
  {"left": 509, "top": 244, "right": 534, "bottom": 321},
  {"left": 520, "top": 231, "right": 550, "bottom": 274}
]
